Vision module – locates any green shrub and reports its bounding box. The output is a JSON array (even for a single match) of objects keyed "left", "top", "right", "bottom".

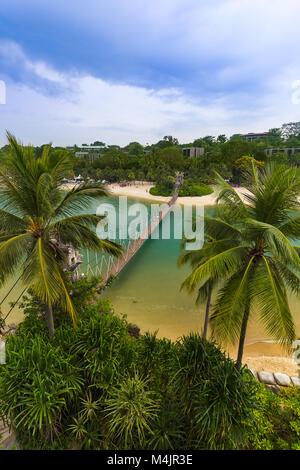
[
  {"left": 178, "top": 181, "right": 213, "bottom": 197},
  {"left": 149, "top": 185, "right": 171, "bottom": 196},
  {"left": 245, "top": 384, "right": 300, "bottom": 450},
  {"left": 150, "top": 181, "right": 213, "bottom": 197},
  {"left": 147, "top": 399, "right": 184, "bottom": 450},
  {"left": 0, "top": 333, "right": 84, "bottom": 446},
  {"left": 104, "top": 372, "right": 159, "bottom": 449},
  {"left": 170, "top": 334, "right": 258, "bottom": 449},
  {"left": 70, "top": 313, "right": 137, "bottom": 390}
]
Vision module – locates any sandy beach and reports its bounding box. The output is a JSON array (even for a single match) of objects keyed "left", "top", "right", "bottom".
[
  {"left": 62, "top": 180, "right": 252, "bottom": 206},
  {"left": 242, "top": 355, "right": 298, "bottom": 376},
  {"left": 108, "top": 181, "right": 252, "bottom": 206}
]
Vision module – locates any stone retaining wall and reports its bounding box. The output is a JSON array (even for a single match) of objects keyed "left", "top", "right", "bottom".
[
  {"left": 250, "top": 369, "right": 300, "bottom": 391},
  {"left": 0, "top": 419, "right": 17, "bottom": 450},
  {"left": 0, "top": 322, "right": 17, "bottom": 338}
]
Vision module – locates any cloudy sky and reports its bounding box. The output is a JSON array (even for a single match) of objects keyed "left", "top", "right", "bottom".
[{"left": 0, "top": 0, "right": 300, "bottom": 146}]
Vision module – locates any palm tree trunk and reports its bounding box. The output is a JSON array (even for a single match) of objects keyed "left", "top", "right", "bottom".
[
  {"left": 203, "top": 286, "right": 212, "bottom": 340},
  {"left": 45, "top": 303, "right": 55, "bottom": 337},
  {"left": 236, "top": 302, "right": 250, "bottom": 371}
]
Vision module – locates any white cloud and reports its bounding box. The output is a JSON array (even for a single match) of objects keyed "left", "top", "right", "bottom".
[
  {"left": 0, "top": 69, "right": 231, "bottom": 146},
  {"left": 0, "top": 40, "right": 65, "bottom": 83},
  {"left": 0, "top": 39, "right": 300, "bottom": 146},
  {"left": 29, "top": 62, "right": 64, "bottom": 83}
]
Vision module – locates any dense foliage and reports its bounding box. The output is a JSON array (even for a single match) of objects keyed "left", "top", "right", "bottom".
[
  {"left": 2, "top": 123, "right": 300, "bottom": 189},
  {"left": 66, "top": 123, "right": 300, "bottom": 186},
  {"left": 0, "top": 280, "right": 299, "bottom": 450}
]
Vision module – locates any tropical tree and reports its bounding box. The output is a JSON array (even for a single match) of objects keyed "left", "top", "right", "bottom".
[
  {"left": 181, "top": 161, "right": 300, "bottom": 369},
  {"left": 0, "top": 133, "right": 122, "bottom": 336},
  {"left": 178, "top": 236, "right": 218, "bottom": 340}
]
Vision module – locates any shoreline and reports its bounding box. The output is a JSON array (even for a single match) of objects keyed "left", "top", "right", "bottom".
[{"left": 108, "top": 181, "right": 253, "bottom": 206}]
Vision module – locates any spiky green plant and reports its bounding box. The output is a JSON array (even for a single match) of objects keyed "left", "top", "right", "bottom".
[
  {"left": 68, "top": 416, "right": 88, "bottom": 441},
  {"left": 0, "top": 132, "right": 122, "bottom": 335},
  {"left": 104, "top": 372, "right": 159, "bottom": 449},
  {"left": 79, "top": 391, "right": 101, "bottom": 422},
  {"left": 182, "top": 161, "right": 300, "bottom": 369},
  {"left": 0, "top": 334, "right": 84, "bottom": 443},
  {"left": 147, "top": 400, "right": 184, "bottom": 450}
]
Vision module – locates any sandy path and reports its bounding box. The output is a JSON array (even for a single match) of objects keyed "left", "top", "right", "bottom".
[{"left": 242, "top": 356, "right": 298, "bottom": 376}]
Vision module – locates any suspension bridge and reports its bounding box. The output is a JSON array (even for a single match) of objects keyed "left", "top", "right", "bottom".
[{"left": 83, "top": 172, "right": 184, "bottom": 284}]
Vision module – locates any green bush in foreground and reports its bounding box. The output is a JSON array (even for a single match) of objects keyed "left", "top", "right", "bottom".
[{"left": 0, "top": 289, "right": 299, "bottom": 450}]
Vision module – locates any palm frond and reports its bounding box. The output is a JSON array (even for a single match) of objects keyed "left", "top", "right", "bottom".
[
  {"left": 36, "top": 173, "right": 56, "bottom": 218},
  {"left": 204, "top": 216, "right": 242, "bottom": 241},
  {"left": 0, "top": 209, "right": 27, "bottom": 232},
  {"left": 20, "top": 238, "right": 76, "bottom": 324},
  {"left": 252, "top": 164, "right": 300, "bottom": 226},
  {"left": 279, "top": 215, "right": 300, "bottom": 240},
  {"left": 52, "top": 182, "right": 109, "bottom": 219},
  {"left": 54, "top": 265, "right": 78, "bottom": 327},
  {"left": 251, "top": 257, "right": 296, "bottom": 347},
  {"left": 47, "top": 216, "right": 123, "bottom": 256},
  {"left": 244, "top": 218, "right": 300, "bottom": 270},
  {"left": 214, "top": 172, "right": 248, "bottom": 220},
  {"left": 0, "top": 167, "right": 29, "bottom": 217},
  {"left": 273, "top": 260, "right": 300, "bottom": 297},
  {"left": 21, "top": 238, "right": 61, "bottom": 305},
  {"left": 181, "top": 245, "right": 249, "bottom": 292},
  {"left": 0, "top": 233, "right": 32, "bottom": 284}
]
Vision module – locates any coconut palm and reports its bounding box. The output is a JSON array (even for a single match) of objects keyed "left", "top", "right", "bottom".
[
  {"left": 178, "top": 237, "right": 218, "bottom": 340},
  {"left": 182, "top": 160, "right": 300, "bottom": 369},
  {"left": 0, "top": 132, "right": 122, "bottom": 336}
]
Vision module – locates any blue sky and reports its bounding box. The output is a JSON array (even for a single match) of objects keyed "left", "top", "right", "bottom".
[{"left": 0, "top": 0, "right": 300, "bottom": 146}]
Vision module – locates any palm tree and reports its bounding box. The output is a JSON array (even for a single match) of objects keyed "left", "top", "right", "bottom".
[
  {"left": 178, "top": 238, "right": 217, "bottom": 340},
  {"left": 0, "top": 133, "right": 122, "bottom": 336},
  {"left": 182, "top": 160, "right": 300, "bottom": 370}
]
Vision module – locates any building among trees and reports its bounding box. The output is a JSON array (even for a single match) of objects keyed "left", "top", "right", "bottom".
[
  {"left": 182, "top": 147, "right": 205, "bottom": 157},
  {"left": 239, "top": 132, "right": 269, "bottom": 142}
]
